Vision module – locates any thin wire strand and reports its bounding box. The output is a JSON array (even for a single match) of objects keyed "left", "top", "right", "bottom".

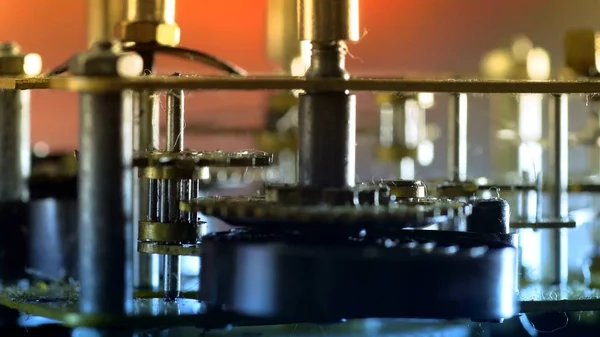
[{"left": 44, "top": 44, "right": 248, "bottom": 77}]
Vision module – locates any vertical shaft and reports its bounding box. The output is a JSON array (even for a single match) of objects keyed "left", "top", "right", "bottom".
[
  {"left": 297, "top": 0, "right": 359, "bottom": 189},
  {"left": 541, "top": 94, "right": 569, "bottom": 285},
  {"left": 0, "top": 90, "right": 30, "bottom": 202},
  {"left": 133, "top": 89, "right": 160, "bottom": 290},
  {"left": 298, "top": 91, "right": 356, "bottom": 188},
  {"left": 162, "top": 74, "right": 184, "bottom": 300},
  {"left": 0, "top": 42, "right": 41, "bottom": 202},
  {"left": 72, "top": 42, "right": 142, "bottom": 323},
  {"left": 79, "top": 92, "right": 134, "bottom": 314},
  {"left": 87, "top": 0, "right": 123, "bottom": 47},
  {"left": 166, "top": 80, "right": 184, "bottom": 151},
  {"left": 447, "top": 93, "right": 468, "bottom": 181}
]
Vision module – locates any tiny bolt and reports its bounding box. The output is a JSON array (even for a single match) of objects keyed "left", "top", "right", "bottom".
[{"left": 0, "top": 42, "right": 20, "bottom": 55}]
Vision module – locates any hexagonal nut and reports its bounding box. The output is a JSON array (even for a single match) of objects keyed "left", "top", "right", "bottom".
[
  {"left": 565, "top": 29, "right": 600, "bottom": 77},
  {"left": 118, "top": 21, "right": 181, "bottom": 47},
  {"left": 0, "top": 42, "right": 42, "bottom": 76},
  {"left": 69, "top": 41, "right": 144, "bottom": 77}
]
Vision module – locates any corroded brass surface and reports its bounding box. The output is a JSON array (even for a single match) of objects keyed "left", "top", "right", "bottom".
[
  {"left": 138, "top": 242, "right": 201, "bottom": 256},
  {"left": 298, "top": 0, "right": 359, "bottom": 42},
  {"left": 87, "top": 0, "right": 123, "bottom": 46},
  {"left": 119, "top": 0, "right": 180, "bottom": 46},
  {"left": 376, "top": 146, "right": 417, "bottom": 161},
  {"left": 0, "top": 77, "right": 48, "bottom": 89},
  {"left": 268, "top": 91, "right": 298, "bottom": 111},
  {"left": 256, "top": 131, "right": 297, "bottom": 153},
  {"left": 138, "top": 221, "right": 200, "bottom": 243},
  {"left": 267, "top": 0, "right": 300, "bottom": 68},
  {"left": 46, "top": 76, "right": 600, "bottom": 93},
  {"left": 374, "top": 92, "right": 417, "bottom": 105},
  {"left": 382, "top": 180, "right": 427, "bottom": 198},
  {"left": 139, "top": 166, "right": 195, "bottom": 179},
  {"left": 565, "top": 29, "right": 600, "bottom": 76},
  {"left": 437, "top": 181, "right": 478, "bottom": 199}
]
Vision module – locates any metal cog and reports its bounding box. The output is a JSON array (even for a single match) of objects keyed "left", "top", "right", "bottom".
[
  {"left": 182, "top": 195, "right": 471, "bottom": 231},
  {"left": 133, "top": 150, "right": 273, "bottom": 168}
]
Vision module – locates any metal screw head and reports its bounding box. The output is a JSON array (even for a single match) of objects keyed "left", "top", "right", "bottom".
[
  {"left": 69, "top": 40, "right": 144, "bottom": 77},
  {"left": 0, "top": 42, "right": 20, "bottom": 55},
  {"left": 0, "top": 42, "right": 41, "bottom": 76}
]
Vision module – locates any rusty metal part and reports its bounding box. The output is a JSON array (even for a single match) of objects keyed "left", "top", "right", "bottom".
[
  {"left": 267, "top": 0, "right": 300, "bottom": 69},
  {"left": 268, "top": 91, "right": 298, "bottom": 111},
  {"left": 181, "top": 196, "right": 470, "bottom": 227},
  {"left": 138, "top": 166, "right": 196, "bottom": 180},
  {"left": 437, "top": 181, "right": 478, "bottom": 199},
  {"left": 565, "top": 29, "right": 600, "bottom": 77},
  {"left": 44, "top": 76, "right": 600, "bottom": 93},
  {"left": 133, "top": 150, "right": 273, "bottom": 168},
  {"left": 138, "top": 242, "right": 201, "bottom": 256},
  {"left": 119, "top": 0, "right": 180, "bottom": 46},
  {"left": 138, "top": 221, "right": 201, "bottom": 243},
  {"left": 364, "top": 180, "right": 428, "bottom": 198},
  {"left": 0, "top": 77, "right": 48, "bottom": 89},
  {"left": 374, "top": 92, "right": 417, "bottom": 105},
  {"left": 256, "top": 131, "right": 297, "bottom": 153},
  {"left": 298, "top": 0, "right": 359, "bottom": 42},
  {"left": 87, "top": 0, "right": 123, "bottom": 46},
  {"left": 375, "top": 146, "right": 417, "bottom": 161}
]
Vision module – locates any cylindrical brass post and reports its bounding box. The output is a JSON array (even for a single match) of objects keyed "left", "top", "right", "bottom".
[
  {"left": 126, "top": 0, "right": 176, "bottom": 24},
  {"left": 298, "top": 0, "right": 360, "bottom": 42},
  {"left": 267, "top": 0, "right": 300, "bottom": 70},
  {"left": 120, "top": 0, "right": 180, "bottom": 46},
  {"left": 87, "top": 0, "right": 124, "bottom": 46}
]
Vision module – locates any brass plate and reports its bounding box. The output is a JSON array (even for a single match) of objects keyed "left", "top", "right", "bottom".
[
  {"left": 46, "top": 75, "right": 600, "bottom": 93},
  {"left": 138, "top": 221, "right": 200, "bottom": 243},
  {"left": 138, "top": 242, "right": 201, "bottom": 256},
  {"left": 0, "top": 77, "right": 50, "bottom": 89}
]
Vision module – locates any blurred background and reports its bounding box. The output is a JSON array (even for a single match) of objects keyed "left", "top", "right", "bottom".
[{"left": 1, "top": 0, "right": 597, "bottom": 180}]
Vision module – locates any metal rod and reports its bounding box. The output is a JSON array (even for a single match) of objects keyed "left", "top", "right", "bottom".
[
  {"left": 0, "top": 89, "right": 30, "bottom": 202},
  {"left": 133, "top": 88, "right": 160, "bottom": 290},
  {"left": 78, "top": 91, "right": 134, "bottom": 314},
  {"left": 0, "top": 42, "right": 35, "bottom": 203},
  {"left": 166, "top": 76, "right": 184, "bottom": 151},
  {"left": 541, "top": 94, "right": 569, "bottom": 285},
  {"left": 298, "top": 92, "right": 356, "bottom": 188},
  {"left": 448, "top": 93, "right": 468, "bottom": 181},
  {"left": 297, "top": 41, "right": 356, "bottom": 188},
  {"left": 86, "top": 0, "right": 123, "bottom": 47},
  {"left": 162, "top": 74, "right": 184, "bottom": 300}
]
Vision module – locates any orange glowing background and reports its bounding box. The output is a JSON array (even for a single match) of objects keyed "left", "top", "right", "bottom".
[{"left": 0, "top": 0, "right": 598, "bottom": 152}]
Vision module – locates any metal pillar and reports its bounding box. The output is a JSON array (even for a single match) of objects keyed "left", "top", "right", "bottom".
[
  {"left": 71, "top": 41, "right": 143, "bottom": 321},
  {"left": 541, "top": 94, "right": 569, "bottom": 285},
  {"left": 447, "top": 93, "right": 468, "bottom": 181},
  {"left": 297, "top": 0, "right": 359, "bottom": 189},
  {"left": 162, "top": 73, "right": 185, "bottom": 300}
]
